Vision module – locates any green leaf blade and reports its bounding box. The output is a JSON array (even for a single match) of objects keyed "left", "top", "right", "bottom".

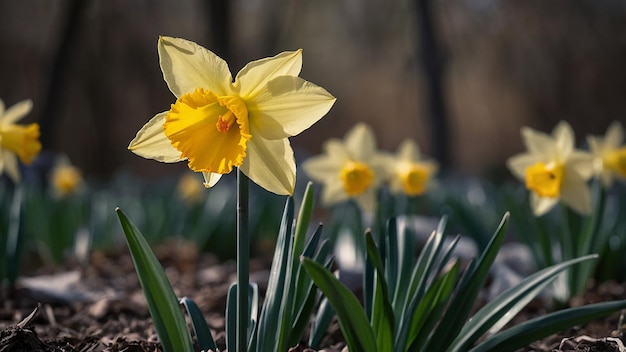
[
  {"left": 301, "top": 257, "right": 378, "bottom": 352},
  {"left": 449, "top": 254, "right": 598, "bottom": 351},
  {"left": 365, "top": 231, "right": 395, "bottom": 352},
  {"left": 472, "top": 300, "right": 626, "bottom": 352},
  {"left": 426, "top": 212, "right": 509, "bottom": 351},
  {"left": 406, "top": 260, "right": 460, "bottom": 351},
  {"left": 116, "top": 208, "right": 194, "bottom": 352},
  {"left": 256, "top": 197, "right": 294, "bottom": 352},
  {"left": 180, "top": 297, "right": 218, "bottom": 352}
]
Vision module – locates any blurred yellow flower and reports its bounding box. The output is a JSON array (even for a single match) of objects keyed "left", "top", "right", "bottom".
[
  {"left": 129, "top": 36, "right": 336, "bottom": 195},
  {"left": 390, "top": 139, "right": 438, "bottom": 196},
  {"left": 507, "top": 121, "right": 594, "bottom": 216},
  {"left": 0, "top": 99, "right": 41, "bottom": 182},
  {"left": 50, "top": 157, "right": 83, "bottom": 198},
  {"left": 587, "top": 121, "right": 626, "bottom": 187},
  {"left": 303, "top": 123, "right": 392, "bottom": 213},
  {"left": 176, "top": 172, "right": 204, "bottom": 205}
]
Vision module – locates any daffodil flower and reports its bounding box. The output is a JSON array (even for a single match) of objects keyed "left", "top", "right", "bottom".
[
  {"left": 176, "top": 172, "right": 204, "bottom": 205},
  {"left": 129, "top": 37, "right": 336, "bottom": 195},
  {"left": 0, "top": 99, "right": 41, "bottom": 183},
  {"left": 507, "top": 121, "right": 594, "bottom": 216},
  {"left": 50, "top": 156, "right": 83, "bottom": 198},
  {"left": 303, "top": 123, "right": 392, "bottom": 213},
  {"left": 390, "top": 139, "right": 438, "bottom": 196},
  {"left": 587, "top": 121, "right": 626, "bottom": 188}
]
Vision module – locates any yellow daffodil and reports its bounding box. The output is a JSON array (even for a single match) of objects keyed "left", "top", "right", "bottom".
[
  {"left": 50, "top": 156, "right": 83, "bottom": 198},
  {"left": 390, "top": 139, "right": 438, "bottom": 196},
  {"left": 129, "top": 36, "right": 336, "bottom": 195},
  {"left": 0, "top": 99, "right": 41, "bottom": 182},
  {"left": 302, "top": 123, "right": 392, "bottom": 213},
  {"left": 176, "top": 172, "right": 204, "bottom": 205},
  {"left": 587, "top": 121, "right": 626, "bottom": 187},
  {"left": 507, "top": 121, "right": 594, "bottom": 216}
]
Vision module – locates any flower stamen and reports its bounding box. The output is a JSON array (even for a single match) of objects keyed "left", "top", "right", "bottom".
[
  {"left": 525, "top": 162, "right": 564, "bottom": 198},
  {"left": 216, "top": 111, "right": 236, "bottom": 133}
]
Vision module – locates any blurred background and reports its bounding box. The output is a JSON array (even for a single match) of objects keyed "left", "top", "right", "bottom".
[{"left": 1, "top": 0, "right": 625, "bottom": 183}]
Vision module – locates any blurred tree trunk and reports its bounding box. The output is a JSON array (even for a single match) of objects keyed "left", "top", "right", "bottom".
[
  {"left": 415, "top": 0, "right": 449, "bottom": 171},
  {"left": 40, "top": 0, "right": 88, "bottom": 149}
]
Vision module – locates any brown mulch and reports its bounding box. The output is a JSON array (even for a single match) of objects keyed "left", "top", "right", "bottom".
[
  {"left": 517, "top": 280, "right": 626, "bottom": 352},
  {"left": 0, "top": 240, "right": 345, "bottom": 352},
  {"left": 1, "top": 240, "right": 625, "bottom": 352}
]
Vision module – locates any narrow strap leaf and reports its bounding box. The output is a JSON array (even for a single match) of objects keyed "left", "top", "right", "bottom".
[
  {"left": 116, "top": 208, "right": 194, "bottom": 352},
  {"left": 301, "top": 257, "right": 378, "bottom": 352},
  {"left": 180, "top": 297, "right": 218, "bottom": 352},
  {"left": 308, "top": 297, "right": 335, "bottom": 349},
  {"left": 471, "top": 300, "right": 626, "bottom": 352}
]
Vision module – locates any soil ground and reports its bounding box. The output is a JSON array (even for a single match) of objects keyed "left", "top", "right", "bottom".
[{"left": 1, "top": 240, "right": 625, "bottom": 352}]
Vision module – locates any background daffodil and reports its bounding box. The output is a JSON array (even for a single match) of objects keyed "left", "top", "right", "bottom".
[
  {"left": 129, "top": 36, "right": 336, "bottom": 195},
  {"left": 587, "top": 121, "right": 626, "bottom": 188},
  {"left": 507, "top": 121, "right": 594, "bottom": 216},
  {"left": 50, "top": 156, "right": 84, "bottom": 199},
  {"left": 0, "top": 98, "right": 41, "bottom": 183},
  {"left": 176, "top": 172, "right": 204, "bottom": 205},
  {"left": 390, "top": 139, "right": 438, "bottom": 196},
  {"left": 302, "top": 123, "right": 392, "bottom": 213}
]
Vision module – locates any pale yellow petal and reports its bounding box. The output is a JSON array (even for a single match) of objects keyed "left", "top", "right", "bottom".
[
  {"left": 605, "top": 121, "right": 624, "bottom": 148},
  {"left": 240, "top": 137, "right": 295, "bottom": 195},
  {"left": 2, "top": 150, "right": 20, "bottom": 183},
  {"left": 247, "top": 76, "right": 336, "bottom": 139},
  {"left": 158, "top": 36, "right": 233, "bottom": 98},
  {"left": 202, "top": 172, "right": 222, "bottom": 188},
  {"left": 398, "top": 139, "right": 421, "bottom": 161},
  {"left": 1, "top": 99, "right": 32, "bottom": 125},
  {"left": 320, "top": 180, "right": 349, "bottom": 206},
  {"left": 0, "top": 99, "right": 5, "bottom": 116},
  {"left": 552, "top": 121, "right": 574, "bottom": 157},
  {"left": 521, "top": 127, "right": 555, "bottom": 156},
  {"left": 236, "top": 50, "right": 302, "bottom": 99},
  {"left": 507, "top": 153, "right": 541, "bottom": 180},
  {"left": 128, "top": 112, "right": 183, "bottom": 162},
  {"left": 302, "top": 154, "right": 342, "bottom": 183},
  {"left": 567, "top": 151, "right": 594, "bottom": 179},
  {"left": 323, "top": 140, "right": 351, "bottom": 162},
  {"left": 586, "top": 134, "right": 603, "bottom": 155},
  {"left": 560, "top": 170, "right": 592, "bottom": 215},
  {"left": 346, "top": 123, "right": 376, "bottom": 161},
  {"left": 530, "top": 192, "right": 558, "bottom": 217},
  {"left": 370, "top": 153, "right": 394, "bottom": 184}
]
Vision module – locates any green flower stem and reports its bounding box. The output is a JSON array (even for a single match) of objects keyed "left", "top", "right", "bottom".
[
  {"left": 560, "top": 205, "right": 580, "bottom": 298},
  {"left": 6, "top": 186, "right": 23, "bottom": 287},
  {"left": 559, "top": 206, "right": 573, "bottom": 262},
  {"left": 534, "top": 215, "right": 554, "bottom": 267},
  {"left": 574, "top": 183, "right": 607, "bottom": 296},
  {"left": 405, "top": 195, "right": 420, "bottom": 216},
  {"left": 581, "top": 183, "right": 606, "bottom": 255},
  {"left": 237, "top": 168, "right": 249, "bottom": 352}
]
